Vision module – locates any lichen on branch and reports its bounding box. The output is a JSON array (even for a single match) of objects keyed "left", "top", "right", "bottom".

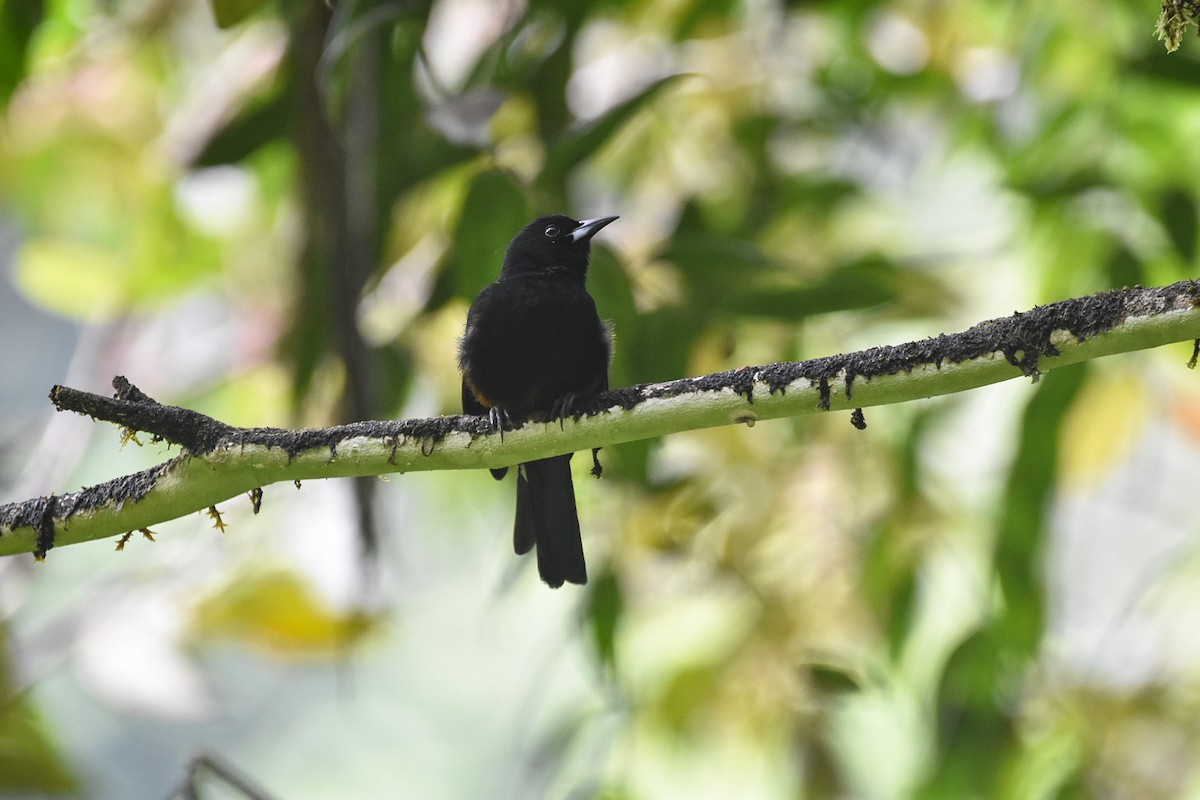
[{"left": 2, "top": 279, "right": 1199, "bottom": 560}]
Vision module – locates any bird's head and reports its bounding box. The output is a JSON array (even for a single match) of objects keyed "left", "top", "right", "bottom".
[{"left": 501, "top": 214, "right": 618, "bottom": 279}]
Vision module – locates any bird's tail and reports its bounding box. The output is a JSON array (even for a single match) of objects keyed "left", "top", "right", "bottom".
[{"left": 514, "top": 455, "right": 587, "bottom": 588}]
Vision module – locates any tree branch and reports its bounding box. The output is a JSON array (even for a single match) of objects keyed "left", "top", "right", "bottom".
[{"left": 3, "top": 280, "right": 1199, "bottom": 559}]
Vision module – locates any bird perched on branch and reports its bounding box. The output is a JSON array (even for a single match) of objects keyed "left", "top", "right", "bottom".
[{"left": 459, "top": 214, "right": 617, "bottom": 588}]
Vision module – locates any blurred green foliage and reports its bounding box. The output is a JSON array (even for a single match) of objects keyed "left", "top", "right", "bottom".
[
  {"left": 0, "top": 625, "right": 77, "bottom": 793},
  {"left": 3, "top": 0, "right": 1200, "bottom": 797}
]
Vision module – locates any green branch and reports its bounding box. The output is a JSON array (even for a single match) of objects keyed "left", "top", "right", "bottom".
[{"left": 1, "top": 280, "right": 1198, "bottom": 558}]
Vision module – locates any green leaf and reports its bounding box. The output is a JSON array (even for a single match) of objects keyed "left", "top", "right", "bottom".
[
  {"left": 1104, "top": 242, "right": 1143, "bottom": 289},
  {"left": 376, "top": 344, "right": 416, "bottom": 418},
  {"left": 623, "top": 306, "right": 699, "bottom": 385},
  {"left": 659, "top": 230, "right": 771, "bottom": 310},
  {"left": 994, "top": 363, "right": 1087, "bottom": 656},
  {"left": 883, "top": 567, "right": 919, "bottom": 661},
  {"left": 726, "top": 256, "right": 900, "bottom": 320},
  {"left": 919, "top": 625, "right": 1023, "bottom": 796},
  {"left": 918, "top": 699, "right": 1014, "bottom": 799},
  {"left": 925, "top": 367, "right": 1088, "bottom": 795},
  {"left": 1160, "top": 187, "right": 1198, "bottom": 265},
  {"left": 587, "top": 569, "right": 623, "bottom": 673},
  {"left": 0, "top": 0, "right": 44, "bottom": 108},
  {"left": 448, "top": 169, "right": 532, "bottom": 298},
  {"left": 661, "top": 233, "right": 772, "bottom": 276},
  {"left": 938, "top": 627, "right": 1004, "bottom": 713},
  {"left": 284, "top": 244, "right": 332, "bottom": 406},
  {"left": 539, "top": 74, "right": 688, "bottom": 191},
  {"left": 586, "top": 244, "right": 638, "bottom": 387},
  {"left": 923, "top": 367, "right": 1087, "bottom": 795},
  {"left": 0, "top": 695, "right": 78, "bottom": 793},
  {"left": 209, "top": 0, "right": 267, "bottom": 29},
  {"left": 807, "top": 661, "right": 863, "bottom": 694},
  {"left": 1130, "top": 48, "right": 1200, "bottom": 83},
  {"left": 519, "top": 10, "right": 577, "bottom": 153},
  {"left": 672, "top": 0, "right": 740, "bottom": 40},
  {"left": 0, "top": 632, "right": 77, "bottom": 793},
  {"left": 193, "top": 91, "right": 290, "bottom": 167}
]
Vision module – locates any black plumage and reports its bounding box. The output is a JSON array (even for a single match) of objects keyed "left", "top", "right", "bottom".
[{"left": 459, "top": 214, "right": 617, "bottom": 587}]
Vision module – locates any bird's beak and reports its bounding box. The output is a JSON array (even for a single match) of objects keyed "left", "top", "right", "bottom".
[{"left": 570, "top": 216, "right": 619, "bottom": 242}]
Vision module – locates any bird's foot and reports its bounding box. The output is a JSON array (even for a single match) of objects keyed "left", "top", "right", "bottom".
[
  {"left": 550, "top": 393, "right": 577, "bottom": 430},
  {"left": 487, "top": 406, "right": 513, "bottom": 442}
]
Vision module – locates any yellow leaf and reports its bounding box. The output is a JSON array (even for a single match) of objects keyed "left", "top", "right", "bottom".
[
  {"left": 1058, "top": 371, "right": 1148, "bottom": 489},
  {"left": 189, "top": 567, "right": 379, "bottom": 657},
  {"left": 14, "top": 238, "right": 127, "bottom": 319}
]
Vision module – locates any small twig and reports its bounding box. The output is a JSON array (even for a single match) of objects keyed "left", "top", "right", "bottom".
[
  {"left": 173, "top": 752, "right": 281, "bottom": 800},
  {"left": 50, "top": 377, "right": 235, "bottom": 454}
]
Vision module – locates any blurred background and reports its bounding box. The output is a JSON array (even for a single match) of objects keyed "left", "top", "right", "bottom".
[{"left": 3, "top": 0, "right": 1200, "bottom": 797}]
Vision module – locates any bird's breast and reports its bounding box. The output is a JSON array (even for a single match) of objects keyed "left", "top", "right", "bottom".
[{"left": 460, "top": 275, "right": 610, "bottom": 414}]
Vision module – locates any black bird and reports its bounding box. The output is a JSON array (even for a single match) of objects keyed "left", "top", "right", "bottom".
[{"left": 459, "top": 214, "right": 617, "bottom": 588}]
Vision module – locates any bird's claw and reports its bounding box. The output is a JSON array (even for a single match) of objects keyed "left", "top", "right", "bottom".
[
  {"left": 550, "top": 394, "right": 577, "bottom": 430},
  {"left": 487, "top": 407, "right": 512, "bottom": 442}
]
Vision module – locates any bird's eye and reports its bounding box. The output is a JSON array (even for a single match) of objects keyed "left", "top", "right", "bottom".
[{"left": 544, "top": 225, "right": 560, "bottom": 238}]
